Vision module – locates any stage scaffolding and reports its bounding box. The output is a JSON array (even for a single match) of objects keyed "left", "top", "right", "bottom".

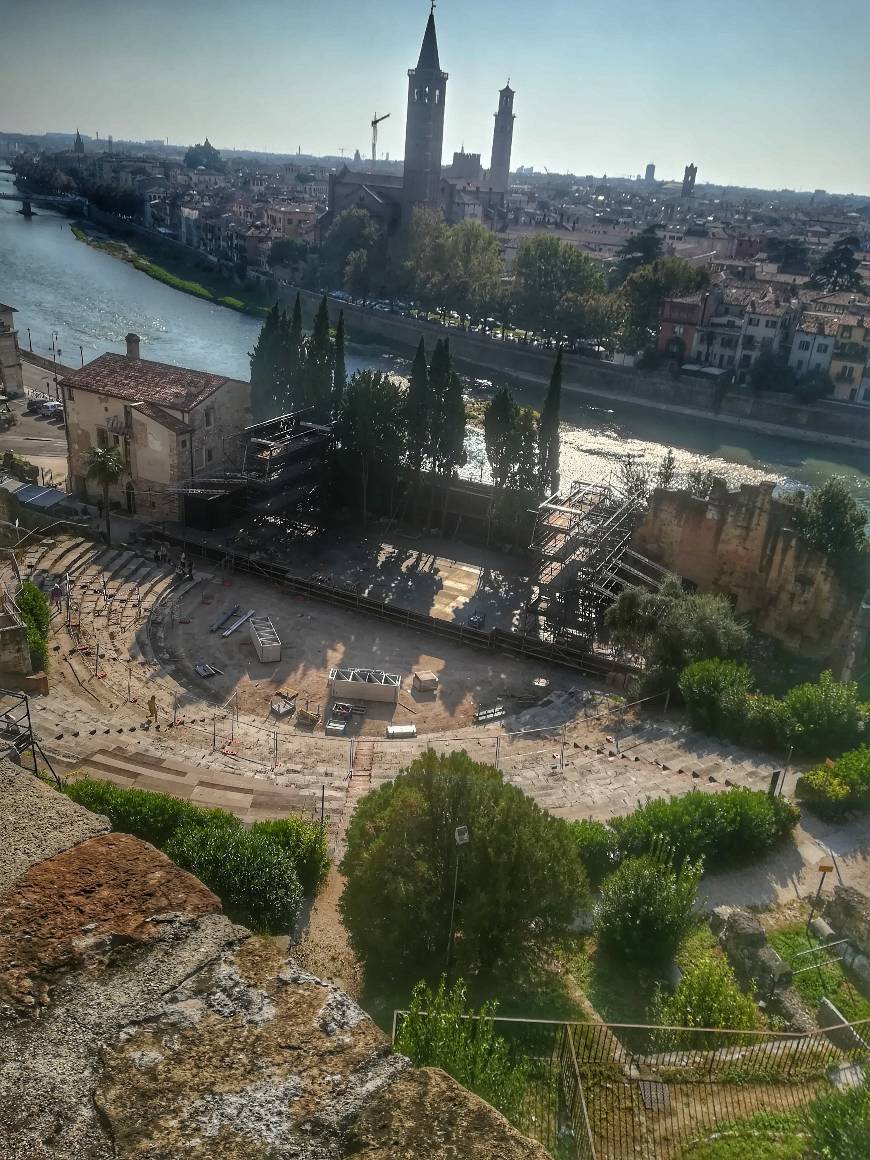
[{"left": 528, "top": 481, "right": 669, "bottom": 645}]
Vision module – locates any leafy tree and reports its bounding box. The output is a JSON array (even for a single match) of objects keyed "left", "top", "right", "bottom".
[
  {"left": 332, "top": 309, "right": 346, "bottom": 417},
  {"left": 606, "top": 577, "right": 749, "bottom": 690},
  {"left": 441, "top": 220, "right": 504, "bottom": 326},
  {"left": 781, "top": 670, "right": 867, "bottom": 758},
  {"left": 405, "top": 338, "right": 430, "bottom": 486},
  {"left": 791, "top": 478, "right": 867, "bottom": 556},
  {"left": 617, "top": 456, "right": 654, "bottom": 504},
  {"left": 323, "top": 207, "right": 381, "bottom": 286},
  {"left": 679, "top": 659, "right": 756, "bottom": 738},
  {"left": 685, "top": 467, "right": 718, "bottom": 500},
  {"left": 344, "top": 248, "right": 372, "bottom": 302},
  {"left": 339, "top": 749, "right": 588, "bottom": 977},
  {"left": 580, "top": 293, "right": 624, "bottom": 353},
  {"left": 183, "top": 138, "right": 225, "bottom": 172},
  {"left": 810, "top": 235, "right": 863, "bottom": 292},
  {"left": 268, "top": 236, "right": 309, "bottom": 270},
  {"left": 765, "top": 236, "right": 809, "bottom": 274},
  {"left": 86, "top": 445, "right": 125, "bottom": 547},
  {"left": 395, "top": 977, "right": 527, "bottom": 1125},
  {"left": 400, "top": 206, "right": 451, "bottom": 312},
  {"left": 620, "top": 257, "right": 709, "bottom": 354},
  {"left": 594, "top": 850, "right": 702, "bottom": 965},
  {"left": 538, "top": 349, "right": 562, "bottom": 496},
  {"left": 569, "top": 818, "right": 621, "bottom": 887},
  {"left": 335, "top": 370, "right": 405, "bottom": 526},
  {"left": 512, "top": 235, "right": 604, "bottom": 340},
  {"left": 793, "top": 367, "right": 834, "bottom": 403},
  {"left": 614, "top": 225, "right": 663, "bottom": 284},
  {"left": 749, "top": 350, "right": 794, "bottom": 394}
]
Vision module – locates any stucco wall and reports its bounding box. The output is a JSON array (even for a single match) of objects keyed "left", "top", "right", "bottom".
[{"left": 632, "top": 482, "right": 864, "bottom": 668}]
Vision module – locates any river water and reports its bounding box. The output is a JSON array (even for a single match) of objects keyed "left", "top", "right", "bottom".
[{"left": 2, "top": 169, "right": 868, "bottom": 511}]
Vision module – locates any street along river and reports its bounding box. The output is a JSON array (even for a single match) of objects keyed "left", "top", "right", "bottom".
[{"left": 2, "top": 169, "right": 868, "bottom": 512}]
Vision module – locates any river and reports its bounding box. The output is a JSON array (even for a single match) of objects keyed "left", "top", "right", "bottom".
[{"left": 2, "top": 168, "right": 868, "bottom": 512}]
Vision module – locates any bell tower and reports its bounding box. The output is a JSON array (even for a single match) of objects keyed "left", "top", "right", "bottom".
[
  {"left": 403, "top": 7, "right": 447, "bottom": 211},
  {"left": 489, "top": 83, "right": 515, "bottom": 194}
]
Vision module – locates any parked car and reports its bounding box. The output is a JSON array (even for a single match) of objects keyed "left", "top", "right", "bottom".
[{"left": 39, "top": 401, "right": 64, "bottom": 420}]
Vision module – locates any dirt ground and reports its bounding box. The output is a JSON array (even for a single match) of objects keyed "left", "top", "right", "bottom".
[{"left": 170, "top": 569, "right": 583, "bottom": 738}]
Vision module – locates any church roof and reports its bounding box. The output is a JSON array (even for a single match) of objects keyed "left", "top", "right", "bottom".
[{"left": 416, "top": 11, "right": 441, "bottom": 72}]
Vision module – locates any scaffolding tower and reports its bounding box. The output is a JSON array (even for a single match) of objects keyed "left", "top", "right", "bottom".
[{"left": 528, "top": 481, "right": 668, "bottom": 645}]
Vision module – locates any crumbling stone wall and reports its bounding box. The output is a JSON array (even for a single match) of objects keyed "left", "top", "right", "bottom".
[
  {"left": 0, "top": 764, "right": 549, "bottom": 1160},
  {"left": 632, "top": 481, "right": 864, "bottom": 669},
  {"left": 824, "top": 886, "right": 870, "bottom": 958}
]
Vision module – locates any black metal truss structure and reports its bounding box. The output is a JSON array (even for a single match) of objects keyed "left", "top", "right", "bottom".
[{"left": 528, "top": 481, "right": 668, "bottom": 644}]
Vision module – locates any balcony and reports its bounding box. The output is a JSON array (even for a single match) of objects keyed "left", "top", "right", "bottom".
[{"left": 106, "top": 414, "right": 132, "bottom": 437}]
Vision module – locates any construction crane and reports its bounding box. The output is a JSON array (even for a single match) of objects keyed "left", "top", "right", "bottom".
[{"left": 371, "top": 112, "right": 390, "bottom": 168}]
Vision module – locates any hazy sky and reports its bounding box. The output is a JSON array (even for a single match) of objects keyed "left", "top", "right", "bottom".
[{"left": 2, "top": 0, "right": 869, "bottom": 194}]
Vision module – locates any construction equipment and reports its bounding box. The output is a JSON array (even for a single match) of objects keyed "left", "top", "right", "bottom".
[
  {"left": 221, "top": 609, "right": 256, "bottom": 638},
  {"left": 297, "top": 705, "right": 321, "bottom": 728},
  {"left": 371, "top": 112, "right": 390, "bottom": 167},
  {"left": 209, "top": 605, "right": 240, "bottom": 633}
]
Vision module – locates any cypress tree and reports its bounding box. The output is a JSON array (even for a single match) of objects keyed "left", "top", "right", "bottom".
[
  {"left": 305, "top": 295, "right": 334, "bottom": 423},
  {"left": 290, "top": 291, "right": 303, "bottom": 349},
  {"left": 249, "top": 304, "right": 280, "bottom": 422},
  {"left": 405, "top": 337, "right": 429, "bottom": 480},
  {"left": 539, "top": 348, "right": 562, "bottom": 496},
  {"left": 333, "top": 310, "right": 347, "bottom": 419},
  {"left": 427, "top": 340, "right": 466, "bottom": 528}
]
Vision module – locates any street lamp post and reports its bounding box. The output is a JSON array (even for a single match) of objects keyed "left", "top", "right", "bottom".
[
  {"left": 445, "top": 824, "right": 470, "bottom": 975},
  {"left": 26, "top": 328, "right": 32, "bottom": 352}
]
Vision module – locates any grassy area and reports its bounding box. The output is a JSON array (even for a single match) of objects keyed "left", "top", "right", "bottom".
[
  {"left": 677, "top": 1111, "right": 807, "bottom": 1160},
  {"left": 768, "top": 922, "right": 870, "bottom": 1024},
  {"left": 69, "top": 221, "right": 269, "bottom": 318},
  {"left": 566, "top": 922, "right": 726, "bottom": 1026}
]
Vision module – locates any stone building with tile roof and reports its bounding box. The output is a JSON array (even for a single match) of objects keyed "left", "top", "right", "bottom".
[{"left": 60, "top": 334, "right": 250, "bottom": 522}]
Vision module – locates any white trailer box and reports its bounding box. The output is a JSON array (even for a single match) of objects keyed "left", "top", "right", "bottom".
[
  {"left": 329, "top": 667, "right": 401, "bottom": 703},
  {"left": 249, "top": 616, "right": 281, "bottom": 663}
]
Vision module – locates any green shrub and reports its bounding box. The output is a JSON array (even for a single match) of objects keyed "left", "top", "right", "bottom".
[
  {"left": 806, "top": 1081, "right": 870, "bottom": 1160},
  {"left": 609, "top": 788, "right": 799, "bottom": 872},
  {"left": 251, "top": 816, "right": 330, "bottom": 893},
  {"left": 594, "top": 853, "right": 702, "bottom": 965},
  {"left": 25, "top": 619, "right": 48, "bottom": 672},
  {"left": 781, "top": 670, "right": 866, "bottom": 758},
  {"left": 166, "top": 820, "right": 303, "bottom": 933},
  {"left": 569, "top": 818, "right": 621, "bottom": 887},
  {"left": 63, "top": 776, "right": 238, "bottom": 848},
  {"left": 395, "top": 976, "right": 527, "bottom": 1125},
  {"left": 680, "top": 659, "right": 754, "bottom": 737},
  {"left": 796, "top": 746, "right": 870, "bottom": 817},
  {"left": 20, "top": 582, "right": 49, "bottom": 624},
  {"left": 679, "top": 661, "right": 866, "bottom": 760},
  {"left": 741, "top": 693, "right": 791, "bottom": 751},
  {"left": 651, "top": 957, "right": 758, "bottom": 1033}
]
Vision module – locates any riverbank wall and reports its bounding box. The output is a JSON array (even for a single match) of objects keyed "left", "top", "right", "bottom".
[{"left": 279, "top": 285, "right": 870, "bottom": 452}]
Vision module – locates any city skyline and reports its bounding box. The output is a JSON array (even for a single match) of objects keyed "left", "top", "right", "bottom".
[{"left": 2, "top": 0, "right": 869, "bottom": 195}]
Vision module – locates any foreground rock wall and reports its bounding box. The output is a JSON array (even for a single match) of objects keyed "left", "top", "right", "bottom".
[
  {"left": 632, "top": 481, "right": 865, "bottom": 670},
  {"left": 0, "top": 764, "right": 549, "bottom": 1160}
]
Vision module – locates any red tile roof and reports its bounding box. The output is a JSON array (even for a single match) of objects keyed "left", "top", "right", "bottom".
[{"left": 60, "top": 353, "right": 245, "bottom": 411}]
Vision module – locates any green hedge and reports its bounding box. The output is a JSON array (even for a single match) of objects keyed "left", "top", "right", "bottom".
[
  {"left": 62, "top": 777, "right": 327, "bottom": 932},
  {"left": 166, "top": 822, "right": 302, "bottom": 933},
  {"left": 594, "top": 854, "right": 702, "bottom": 965},
  {"left": 571, "top": 788, "right": 799, "bottom": 882},
  {"left": 18, "top": 580, "right": 51, "bottom": 672},
  {"left": 680, "top": 659, "right": 868, "bottom": 759},
  {"left": 611, "top": 788, "right": 799, "bottom": 873},
  {"left": 796, "top": 746, "right": 870, "bottom": 817}
]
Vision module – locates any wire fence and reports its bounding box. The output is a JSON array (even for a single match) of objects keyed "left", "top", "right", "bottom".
[{"left": 393, "top": 1013, "right": 870, "bottom": 1160}]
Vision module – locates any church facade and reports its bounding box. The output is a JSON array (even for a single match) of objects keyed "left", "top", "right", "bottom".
[{"left": 322, "top": 10, "right": 514, "bottom": 236}]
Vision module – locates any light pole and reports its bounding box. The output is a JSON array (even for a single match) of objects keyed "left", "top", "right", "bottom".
[
  {"left": 26, "top": 328, "right": 32, "bottom": 352},
  {"left": 445, "top": 824, "right": 470, "bottom": 975}
]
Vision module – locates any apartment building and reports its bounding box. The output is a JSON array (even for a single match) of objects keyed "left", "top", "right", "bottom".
[{"left": 60, "top": 335, "right": 250, "bottom": 522}]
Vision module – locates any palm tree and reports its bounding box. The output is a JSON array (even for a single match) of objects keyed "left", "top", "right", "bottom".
[{"left": 86, "top": 446, "right": 125, "bottom": 547}]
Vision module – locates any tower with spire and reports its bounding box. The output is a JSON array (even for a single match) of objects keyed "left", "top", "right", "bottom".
[
  {"left": 488, "top": 83, "right": 515, "bottom": 195},
  {"left": 402, "top": 7, "right": 448, "bottom": 211},
  {"left": 73, "top": 128, "right": 85, "bottom": 156}
]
